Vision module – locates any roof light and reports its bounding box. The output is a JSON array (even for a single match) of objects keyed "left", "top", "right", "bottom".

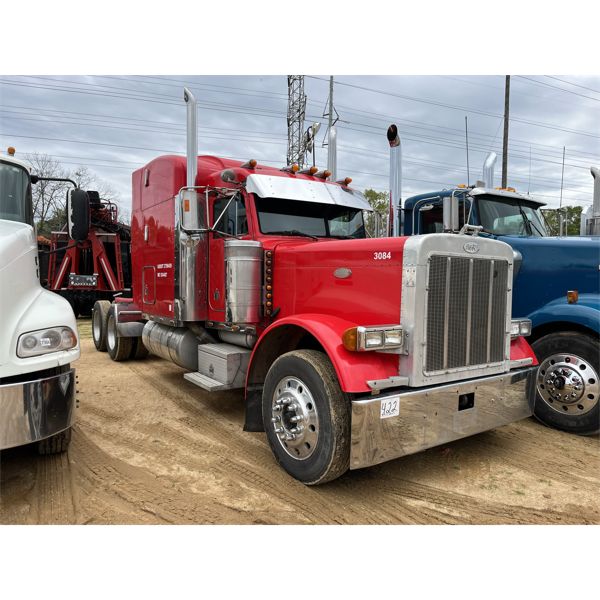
[
  {"left": 315, "top": 170, "right": 331, "bottom": 180},
  {"left": 336, "top": 177, "right": 352, "bottom": 186},
  {"left": 241, "top": 159, "right": 257, "bottom": 169},
  {"left": 299, "top": 166, "right": 319, "bottom": 175},
  {"left": 567, "top": 290, "right": 579, "bottom": 304},
  {"left": 7, "top": 146, "right": 15, "bottom": 156},
  {"left": 457, "top": 184, "right": 467, "bottom": 188},
  {"left": 281, "top": 164, "right": 300, "bottom": 174}
]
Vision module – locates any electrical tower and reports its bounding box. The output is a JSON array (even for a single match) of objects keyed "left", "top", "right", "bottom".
[{"left": 286, "top": 76, "right": 307, "bottom": 167}]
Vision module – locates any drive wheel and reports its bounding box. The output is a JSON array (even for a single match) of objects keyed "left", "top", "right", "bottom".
[
  {"left": 532, "top": 332, "right": 599, "bottom": 435},
  {"left": 106, "top": 307, "right": 133, "bottom": 361},
  {"left": 262, "top": 350, "right": 350, "bottom": 485},
  {"left": 38, "top": 428, "right": 72, "bottom": 455},
  {"left": 92, "top": 300, "right": 111, "bottom": 352}
]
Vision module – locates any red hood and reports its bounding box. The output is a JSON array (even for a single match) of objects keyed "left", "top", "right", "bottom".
[{"left": 271, "top": 236, "right": 408, "bottom": 325}]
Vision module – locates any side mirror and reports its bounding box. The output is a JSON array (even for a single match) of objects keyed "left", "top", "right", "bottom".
[{"left": 67, "top": 188, "right": 90, "bottom": 241}]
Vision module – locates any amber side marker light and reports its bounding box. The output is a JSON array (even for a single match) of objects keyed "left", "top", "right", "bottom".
[
  {"left": 7, "top": 146, "right": 16, "bottom": 156},
  {"left": 567, "top": 290, "right": 579, "bottom": 304},
  {"left": 342, "top": 328, "right": 358, "bottom": 351}
]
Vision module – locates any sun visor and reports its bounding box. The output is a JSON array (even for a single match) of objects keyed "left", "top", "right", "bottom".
[{"left": 245, "top": 174, "right": 372, "bottom": 211}]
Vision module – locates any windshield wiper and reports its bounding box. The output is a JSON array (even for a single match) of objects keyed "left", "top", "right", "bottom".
[{"left": 265, "top": 229, "right": 319, "bottom": 240}]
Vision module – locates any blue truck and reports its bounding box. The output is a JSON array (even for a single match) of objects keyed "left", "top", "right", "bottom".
[{"left": 386, "top": 129, "right": 599, "bottom": 436}]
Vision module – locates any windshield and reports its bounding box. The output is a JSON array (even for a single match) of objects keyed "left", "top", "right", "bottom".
[
  {"left": 255, "top": 196, "right": 366, "bottom": 238},
  {"left": 477, "top": 197, "right": 547, "bottom": 237},
  {"left": 0, "top": 160, "right": 32, "bottom": 225}
]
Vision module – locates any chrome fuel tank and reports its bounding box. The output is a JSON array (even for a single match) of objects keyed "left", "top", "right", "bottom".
[{"left": 224, "top": 240, "right": 262, "bottom": 325}]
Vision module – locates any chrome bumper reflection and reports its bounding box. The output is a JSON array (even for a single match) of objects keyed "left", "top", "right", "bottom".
[
  {"left": 350, "top": 367, "right": 536, "bottom": 470},
  {"left": 0, "top": 369, "right": 75, "bottom": 450}
]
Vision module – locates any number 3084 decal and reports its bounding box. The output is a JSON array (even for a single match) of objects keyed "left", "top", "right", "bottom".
[{"left": 373, "top": 251, "right": 392, "bottom": 260}]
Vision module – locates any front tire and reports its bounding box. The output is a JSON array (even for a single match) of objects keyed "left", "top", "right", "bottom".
[
  {"left": 106, "top": 307, "right": 133, "bottom": 361},
  {"left": 262, "top": 350, "right": 350, "bottom": 485},
  {"left": 532, "top": 331, "right": 599, "bottom": 435},
  {"left": 92, "top": 300, "right": 111, "bottom": 352}
]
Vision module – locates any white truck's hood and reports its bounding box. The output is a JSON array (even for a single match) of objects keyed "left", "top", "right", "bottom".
[{"left": 0, "top": 219, "right": 79, "bottom": 378}]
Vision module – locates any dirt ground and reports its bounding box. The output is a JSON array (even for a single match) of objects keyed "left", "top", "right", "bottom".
[{"left": 1, "top": 318, "right": 599, "bottom": 525}]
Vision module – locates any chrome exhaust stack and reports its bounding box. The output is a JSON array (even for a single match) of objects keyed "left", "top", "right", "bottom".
[
  {"left": 483, "top": 152, "right": 497, "bottom": 188},
  {"left": 387, "top": 124, "right": 402, "bottom": 237},
  {"left": 184, "top": 87, "right": 197, "bottom": 188},
  {"left": 587, "top": 166, "right": 600, "bottom": 235},
  {"left": 327, "top": 125, "right": 337, "bottom": 182}
]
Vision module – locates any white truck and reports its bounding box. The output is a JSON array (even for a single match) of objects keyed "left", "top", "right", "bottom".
[{"left": 0, "top": 147, "right": 79, "bottom": 454}]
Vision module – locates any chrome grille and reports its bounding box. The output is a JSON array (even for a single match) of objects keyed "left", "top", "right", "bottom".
[{"left": 426, "top": 255, "right": 508, "bottom": 373}]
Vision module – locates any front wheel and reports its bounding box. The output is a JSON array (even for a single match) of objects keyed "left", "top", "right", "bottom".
[
  {"left": 532, "top": 331, "right": 599, "bottom": 435},
  {"left": 262, "top": 349, "right": 350, "bottom": 485}
]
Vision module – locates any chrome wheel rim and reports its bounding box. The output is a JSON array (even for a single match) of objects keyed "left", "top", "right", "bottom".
[
  {"left": 537, "top": 353, "right": 599, "bottom": 416},
  {"left": 107, "top": 315, "right": 116, "bottom": 350},
  {"left": 92, "top": 308, "right": 102, "bottom": 342},
  {"left": 270, "top": 376, "right": 319, "bottom": 460}
]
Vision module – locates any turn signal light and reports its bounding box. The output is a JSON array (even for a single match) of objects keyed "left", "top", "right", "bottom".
[
  {"left": 342, "top": 328, "right": 358, "bottom": 351},
  {"left": 567, "top": 290, "right": 579, "bottom": 304}
]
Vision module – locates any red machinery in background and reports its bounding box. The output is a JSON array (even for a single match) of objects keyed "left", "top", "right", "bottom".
[{"left": 42, "top": 190, "right": 131, "bottom": 316}]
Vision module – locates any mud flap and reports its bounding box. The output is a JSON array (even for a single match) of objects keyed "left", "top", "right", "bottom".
[{"left": 244, "top": 386, "right": 264, "bottom": 432}]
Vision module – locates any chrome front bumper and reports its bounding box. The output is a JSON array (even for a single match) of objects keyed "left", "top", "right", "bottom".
[
  {"left": 350, "top": 367, "right": 536, "bottom": 470},
  {"left": 0, "top": 369, "right": 76, "bottom": 451}
]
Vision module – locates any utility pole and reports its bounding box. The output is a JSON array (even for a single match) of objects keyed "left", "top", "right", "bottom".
[
  {"left": 465, "top": 116, "right": 470, "bottom": 186},
  {"left": 322, "top": 76, "right": 339, "bottom": 179},
  {"left": 502, "top": 75, "right": 510, "bottom": 188}
]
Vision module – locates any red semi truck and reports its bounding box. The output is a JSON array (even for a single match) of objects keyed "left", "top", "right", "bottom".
[{"left": 88, "top": 88, "right": 538, "bottom": 484}]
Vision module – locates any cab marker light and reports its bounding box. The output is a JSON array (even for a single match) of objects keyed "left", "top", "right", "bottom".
[
  {"left": 567, "top": 290, "right": 579, "bottom": 304},
  {"left": 315, "top": 170, "right": 331, "bottom": 180},
  {"left": 300, "top": 166, "right": 319, "bottom": 175},
  {"left": 336, "top": 177, "right": 353, "bottom": 186},
  {"left": 241, "top": 159, "right": 257, "bottom": 169}
]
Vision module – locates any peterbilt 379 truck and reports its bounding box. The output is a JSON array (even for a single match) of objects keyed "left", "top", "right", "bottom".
[
  {"left": 90, "top": 89, "right": 538, "bottom": 485},
  {"left": 0, "top": 148, "right": 79, "bottom": 454},
  {"left": 395, "top": 136, "right": 600, "bottom": 437}
]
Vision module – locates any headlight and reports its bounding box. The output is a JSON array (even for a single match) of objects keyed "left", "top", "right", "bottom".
[
  {"left": 342, "top": 325, "right": 404, "bottom": 352},
  {"left": 17, "top": 327, "right": 78, "bottom": 358},
  {"left": 510, "top": 319, "right": 532, "bottom": 338}
]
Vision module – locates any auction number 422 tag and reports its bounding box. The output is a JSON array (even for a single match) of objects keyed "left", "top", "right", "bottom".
[{"left": 380, "top": 398, "right": 399, "bottom": 419}]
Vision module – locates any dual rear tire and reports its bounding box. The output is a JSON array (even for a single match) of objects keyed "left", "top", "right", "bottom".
[{"left": 92, "top": 300, "right": 147, "bottom": 361}]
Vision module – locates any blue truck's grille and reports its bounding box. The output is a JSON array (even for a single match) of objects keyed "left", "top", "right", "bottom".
[{"left": 425, "top": 255, "right": 508, "bottom": 373}]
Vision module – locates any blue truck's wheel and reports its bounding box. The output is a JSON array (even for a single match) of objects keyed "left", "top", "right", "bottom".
[{"left": 532, "top": 332, "right": 599, "bottom": 435}]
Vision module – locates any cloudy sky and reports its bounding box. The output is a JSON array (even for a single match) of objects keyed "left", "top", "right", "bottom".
[{"left": 1, "top": 74, "right": 599, "bottom": 218}]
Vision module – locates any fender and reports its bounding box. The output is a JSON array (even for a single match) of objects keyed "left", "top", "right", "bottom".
[
  {"left": 246, "top": 313, "right": 400, "bottom": 395},
  {"left": 528, "top": 293, "right": 600, "bottom": 336},
  {"left": 243, "top": 313, "right": 400, "bottom": 432}
]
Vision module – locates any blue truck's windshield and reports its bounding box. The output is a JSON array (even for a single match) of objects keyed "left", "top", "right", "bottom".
[
  {"left": 0, "top": 160, "right": 32, "bottom": 225},
  {"left": 477, "top": 197, "right": 547, "bottom": 237}
]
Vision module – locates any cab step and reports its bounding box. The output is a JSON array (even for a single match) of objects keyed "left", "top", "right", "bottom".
[{"left": 183, "top": 343, "right": 251, "bottom": 392}]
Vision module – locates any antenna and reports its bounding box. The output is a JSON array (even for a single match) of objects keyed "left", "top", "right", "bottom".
[
  {"left": 286, "top": 76, "right": 306, "bottom": 167},
  {"left": 559, "top": 146, "right": 566, "bottom": 208},
  {"left": 465, "top": 116, "right": 470, "bottom": 186},
  {"left": 528, "top": 146, "right": 532, "bottom": 194}
]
